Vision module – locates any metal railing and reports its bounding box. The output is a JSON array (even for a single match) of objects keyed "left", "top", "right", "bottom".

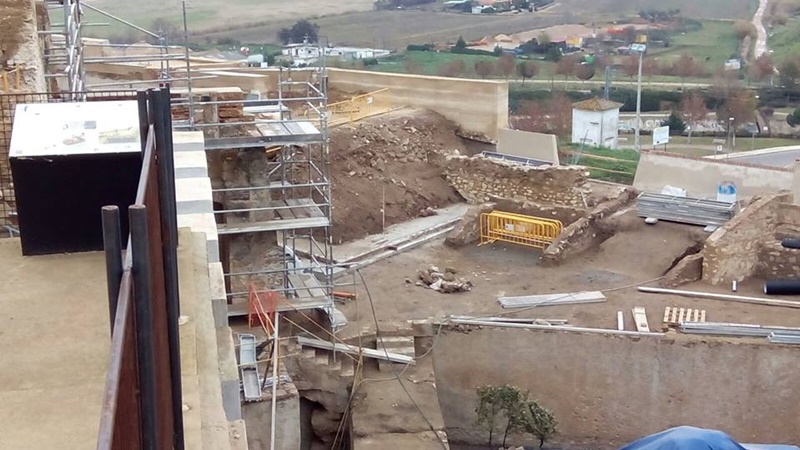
[{"left": 97, "top": 88, "right": 183, "bottom": 450}]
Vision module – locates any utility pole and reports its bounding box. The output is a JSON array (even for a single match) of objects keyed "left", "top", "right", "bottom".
[{"left": 631, "top": 43, "right": 646, "bottom": 151}]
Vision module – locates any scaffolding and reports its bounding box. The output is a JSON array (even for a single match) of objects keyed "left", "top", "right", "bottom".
[{"left": 173, "top": 62, "right": 337, "bottom": 325}]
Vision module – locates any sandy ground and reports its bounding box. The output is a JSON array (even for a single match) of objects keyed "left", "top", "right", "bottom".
[
  {"left": 0, "top": 239, "right": 110, "bottom": 450},
  {"left": 340, "top": 210, "right": 800, "bottom": 336}
]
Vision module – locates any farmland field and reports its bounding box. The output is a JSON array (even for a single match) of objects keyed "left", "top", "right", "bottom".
[
  {"left": 83, "top": 0, "right": 758, "bottom": 49},
  {"left": 645, "top": 20, "right": 743, "bottom": 73}
]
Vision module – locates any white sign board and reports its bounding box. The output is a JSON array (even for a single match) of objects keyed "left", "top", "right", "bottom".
[
  {"left": 631, "top": 43, "right": 647, "bottom": 53},
  {"left": 652, "top": 126, "right": 670, "bottom": 146}
]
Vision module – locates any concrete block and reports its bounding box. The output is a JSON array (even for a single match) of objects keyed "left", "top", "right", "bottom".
[
  {"left": 208, "top": 262, "right": 228, "bottom": 328},
  {"left": 174, "top": 149, "right": 209, "bottom": 179},
  {"left": 175, "top": 177, "right": 214, "bottom": 215},
  {"left": 173, "top": 131, "right": 206, "bottom": 153},
  {"left": 216, "top": 328, "right": 242, "bottom": 422},
  {"left": 177, "top": 213, "right": 220, "bottom": 263}
]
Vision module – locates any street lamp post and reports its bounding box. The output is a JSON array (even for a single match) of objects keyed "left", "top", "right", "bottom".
[{"left": 631, "top": 43, "right": 647, "bottom": 152}]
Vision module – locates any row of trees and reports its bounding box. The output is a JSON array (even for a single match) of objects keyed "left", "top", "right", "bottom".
[{"left": 475, "top": 385, "right": 557, "bottom": 448}]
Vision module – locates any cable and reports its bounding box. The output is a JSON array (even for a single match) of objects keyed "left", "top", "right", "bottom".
[{"left": 356, "top": 268, "right": 448, "bottom": 450}]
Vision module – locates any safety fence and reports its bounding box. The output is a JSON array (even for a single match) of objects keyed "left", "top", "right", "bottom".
[
  {"left": 327, "top": 88, "right": 394, "bottom": 126},
  {"left": 97, "top": 88, "right": 184, "bottom": 450},
  {"left": 0, "top": 68, "right": 21, "bottom": 93},
  {"left": 480, "top": 211, "right": 563, "bottom": 250}
]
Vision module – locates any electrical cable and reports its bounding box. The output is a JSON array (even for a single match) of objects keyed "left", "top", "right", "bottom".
[{"left": 356, "top": 268, "right": 448, "bottom": 450}]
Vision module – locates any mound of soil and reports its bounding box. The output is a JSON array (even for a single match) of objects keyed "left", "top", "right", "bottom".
[{"left": 329, "top": 109, "right": 467, "bottom": 243}]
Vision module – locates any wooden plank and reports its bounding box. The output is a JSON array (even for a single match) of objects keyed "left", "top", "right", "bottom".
[
  {"left": 632, "top": 307, "right": 650, "bottom": 333},
  {"left": 287, "top": 274, "right": 314, "bottom": 299},
  {"left": 297, "top": 336, "right": 415, "bottom": 365},
  {"left": 617, "top": 311, "right": 624, "bottom": 331},
  {"left": 294, "top": 198, "right": 325, "bottom": 218},
  {"left": 284, "top": 198, "right": 312, "bottom": 219},
  {"left": 678, "top": 308, "right": 685, "bottom": 325},
  {"left": 274, "top": 200, "right": 297, "bottom": 220},
  {"left": 700, "top": 310, "right": 707, "bottom": 322},
  {"left": 670, "top": 306, "right": 678, "bottom": 324},
  {"left": 663, "top": 307, "right": 670, "bottom": 324}
]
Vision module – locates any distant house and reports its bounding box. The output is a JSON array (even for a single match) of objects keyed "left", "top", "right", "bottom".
[
  {"left": 282, "top": 42, "right": 390, "bottom": 66},
  {"left": 571, "top": 97, "right": 623, "bottom": 149},
  {"left": 724, "top": 58, "right": 742, "bottom": 71}
]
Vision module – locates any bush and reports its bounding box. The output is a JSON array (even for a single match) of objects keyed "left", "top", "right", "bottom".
[
  {"left": 661, "top": 112, "right": 687, "bottom": 133},
  {"left": 406, "top": 43, "right": 433, "bottom": 52},
  {"left": 362, "top": 58, "right": 379, "bottom": 66},
  {"left": 451, "top": 47, "right": 498, "bottom": 56}
]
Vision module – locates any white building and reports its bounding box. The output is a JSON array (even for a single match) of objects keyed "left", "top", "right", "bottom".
[
  {"left": 282, "top": 42, "right": 391, "bottom": 66},
  {"left": 571, "top": 97, "right": 623, "bottom": 149}
]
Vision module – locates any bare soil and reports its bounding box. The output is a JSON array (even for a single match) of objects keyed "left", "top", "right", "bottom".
[
  {"left": 340, "top": 210, "right": 800, "bottom": 337},
  {"left": 329, "top": 109, "right": 466, "bottom": 243}
]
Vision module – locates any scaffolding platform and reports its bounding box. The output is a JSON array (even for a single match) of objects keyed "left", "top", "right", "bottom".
[
  {"left": 204, "top": 121, "right": 322, "bottom": 150},
  {"left": 218, "top": 217, "right": 330, "bottom": 235}
]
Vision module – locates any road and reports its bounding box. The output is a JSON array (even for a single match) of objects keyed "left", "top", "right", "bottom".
[
  {"left": 512, "top": 79, "right": 713, "bottom": 89},
  {"left": 753, "top": 0, "right": 769, "bottom": 59},
  {"left": 706, "top": 145, "right": 800, "bottom": 167}
]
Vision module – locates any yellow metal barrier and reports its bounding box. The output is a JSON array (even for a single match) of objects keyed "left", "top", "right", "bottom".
[
  {"left": 480, "top": 211, "right": 563, "bottom": 250},
  {"left": 327, "top": 88, "right": 394, "bottom": 126},
  {"left": 1, "top": 67, "right": 21, "bottom": 93}
]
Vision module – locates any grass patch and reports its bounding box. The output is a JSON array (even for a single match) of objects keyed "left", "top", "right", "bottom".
[
  {"left": 646, "top": 20, "right": 742, "bottom": 73},
  {"left": 561, "top": 145, "right": 639, "bottom": 185},
  {"left": 367, "top": 51, "right": 501, "bottom": 77},
  {"left": 766, "top": 17, "right": 800, "bottom": 62}
]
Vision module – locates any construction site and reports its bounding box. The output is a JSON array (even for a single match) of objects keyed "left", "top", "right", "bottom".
[{"left": 2, "top": 1, "right": 800, "bottom": 450}]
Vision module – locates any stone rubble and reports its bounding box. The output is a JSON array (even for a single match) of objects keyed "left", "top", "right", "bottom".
[{"left": 416, "top": 265, "right": 473, "bottom": 294}]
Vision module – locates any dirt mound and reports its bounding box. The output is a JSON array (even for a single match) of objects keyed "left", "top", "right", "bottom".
[{"left": 329, "top": 109, "right": 467, "bottom": 243}]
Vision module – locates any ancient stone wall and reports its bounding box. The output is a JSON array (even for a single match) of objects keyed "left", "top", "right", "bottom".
[
  {"left": 541, "top": 187, "right": 638, "bottom": 265},
  {"left": 444, "top": 155, "right": 589, "bottom": 208},
  {"left": 702, "top": 193, "right": 791, "bottom": 285}
]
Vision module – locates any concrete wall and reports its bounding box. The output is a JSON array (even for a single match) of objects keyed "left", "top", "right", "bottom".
[
  {"left": 0, "top": 0, "right": 46, "bottom": 91},
  {"left": 572, "top": 109, "right": 618, "bottom": 149},
  {"left": 432, "top": 325, "right": 800, "bottom": 449},
  {"left": 702, "top": 193, "right": 790, "bottom": 285},
  {"left": 496, "top": 128, "right": 559, "bottom": 164},
  {"left": 634, "top": 151, "right": 794, "bottom": 199},
  {"left": 444, "top": 155, "right": 589, "bottom": 208},
  {"left": 327, "top": 69, "right": 508, "bottom": 140}
]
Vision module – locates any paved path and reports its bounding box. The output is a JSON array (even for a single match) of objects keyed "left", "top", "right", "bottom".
[
  {"left": 753, "top": 0, "right": 769, "bottom": 58},
  {"left": 706, "top": 145, "right": 800, "bottom": 167}
]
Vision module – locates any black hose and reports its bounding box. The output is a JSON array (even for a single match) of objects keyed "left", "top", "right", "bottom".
[
  {"left": 764, "top": 279, "right": 800, "bottom": 295},
  {"left": 781, "top": 238, "right": 800, "bottom": 249}
]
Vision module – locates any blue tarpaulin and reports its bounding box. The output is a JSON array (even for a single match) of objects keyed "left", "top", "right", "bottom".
[{"left": 620, "top": 427, "right": 799, "bottom": 450}]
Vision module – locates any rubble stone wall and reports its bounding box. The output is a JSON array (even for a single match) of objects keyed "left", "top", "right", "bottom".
[
  {"left": 755, "top": 241, "right": 800, "bottom": 279},
  {"left": 702, "top": 193, "right": 790, "bottom": 285},
  {"left": 444, "top": 155, "right": 589, "bottom": 208},
  {"left": 541, "top": 187, "right": 638, "bottom": 265}
]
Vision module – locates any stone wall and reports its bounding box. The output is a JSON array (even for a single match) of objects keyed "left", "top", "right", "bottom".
[
  {"left": 702, "top": 193, "right": 791, "bottom": 285},
  {"left": 444, "top": 155, "right": 589, "bottom": 208},
  {"left": 756, "top": 240, "right": 800, "bottom": 279},
  {"left": 541, "top": 187, "right": 638, "bottom": 265},
  {"left": 432, "top": 324, "right": 800, "bottom": 448}
]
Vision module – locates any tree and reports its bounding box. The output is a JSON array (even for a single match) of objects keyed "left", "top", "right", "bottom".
[
  {"left": 749, "top": 54, "right": 775, "bottom": 82},
  {"left": 523, "top": 400, "right": 558, "bottom": 448},
  {"left": 661, "top": 112, "right": 687, "bottom": 133},
  {"left": 514, "top": 92, "right": 572, "bottom": 138},
  {"left": 575, "top": 63, "right": 596, "bottom": 81},
  {"left": 544, "top": 45, "right": 562, "bottom": 62},
  {"left": 474, "top": 60, "right": 495, "bottom": 79},
  {"left": 555, "top": 55, "right": 578, "bottom": 83},
  {"left": 493, "top": 45, "right": 504, "bottom": 56},
  {"left": 779, "top": 58, "right": 800, "bottom": 90},
  {"left": 787, "top": 108, "right": 800, "bottom": 127},
  {"left": 278, "top": 19, "right": 320, "bottom": 44},
  {"left": 474, "top": 385, "right": 528, "bottom": 448},
  {"left": 455, "top": 35, "right": 467, "bottom": 49},
  {"left": 622, "top": 55, "right": 639, "bottom": 79},
  {"left": 439, "top": 59, "right": 466, "bottom": 77},
  {"left": 497, "top": 53, "right": 516, "bottom": 79},
  {"left": 517, "top": 60, "right": 538, "bottom": 84},
  {"left": 680, "top": 92, "right": 709, "bottom": 127},
  {"left": 716, "top": 89, "right": 757, "bottom": 128},
  {"left": 733, "top": 20, "right": 757, "bottom": 39},
  {"left": 672, "top": 53, "right": 702, "bottom": 86}
]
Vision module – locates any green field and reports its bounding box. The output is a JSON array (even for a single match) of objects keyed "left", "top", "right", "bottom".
[
  {"left": 766, "top": 17, "right": 800, "bottom": 62},
  {"left": 645, "top": 20, "right": 742, "bottom": 74}
]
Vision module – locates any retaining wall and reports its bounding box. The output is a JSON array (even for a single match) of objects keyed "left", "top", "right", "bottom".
[
  {"left": 633, "top": 151, "right": 793, "bottom": 199},
  {"left": 432, "top": 325, "right": 800, "bottom": 449},
  {"left": 444, "top": 155, "right": 588, "bottom": 208},
  {"left": 496, "top": 128, "right": 559, "bottom": 164}
]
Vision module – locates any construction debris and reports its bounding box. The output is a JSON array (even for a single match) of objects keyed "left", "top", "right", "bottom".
[
  {"left": 448, "top": 315, "right": 569, "bottom": 326},
  {"left": 297, "top": 336, "right": 415, "bottom": 365},
  {"left": 638, "top": 286, "right": 800, "bottom": 309},
  {"left": 636, "top": 192, "right": 736, "bottom": 227},
  {"left": 498, "top": 291, "right": 606, "bottom": 309},
  {"left": 417, "top": 264, "right": 473, "bottom": 293}
]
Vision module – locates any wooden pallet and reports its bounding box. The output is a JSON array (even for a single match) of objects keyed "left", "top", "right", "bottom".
[{"left": 663, "top": 306, "right": 706, "bottom": 326}]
